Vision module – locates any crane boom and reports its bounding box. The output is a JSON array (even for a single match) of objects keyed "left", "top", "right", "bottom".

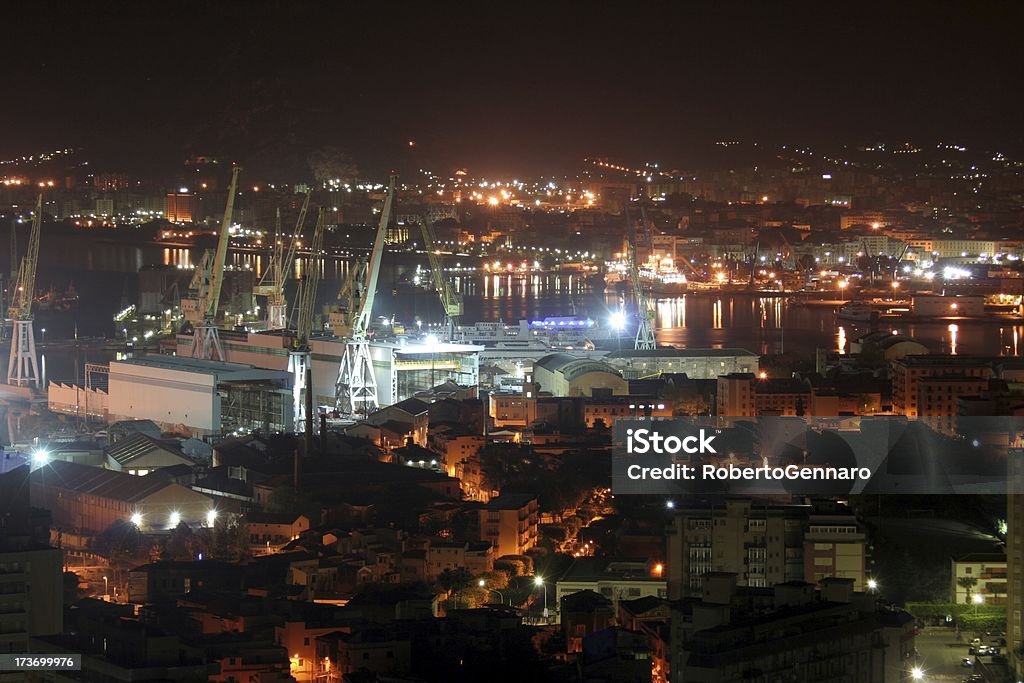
[
  {"left": 353, "top": 175, "right": 396, "bottom": 339},
  {"left": 7, "top": 194, "right": 43, "bottom": 387},
  {"left": 279, "top": 191, "right": 311, "bottom": 300},
  {"left": 205, "top": 166, "right": 241, "bottom": 320},
  {"left": 336, "top": 175, "right": 397, "bottom": 416},
  {"left": 420, "top": 215, "right": 462, "bottom": 333},
  {"left": 295, "top": 208, "right": 326, "bottom": 346},
  {"left": 8, "top": 194, "right": 42, "bottom": 320}
]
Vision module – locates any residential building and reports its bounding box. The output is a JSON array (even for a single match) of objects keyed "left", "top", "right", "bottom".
[
  {"left": 0, "top": 467, "right": 62, "bottom": 664},
  {"left": 717, "top": 373, "right": 755, "bottom": 417},
  {"left": 556, "top": 558, "right": 668, "bottom": 613},
  {"left": 246, "top": 512, "right": 312, "bottom": 555},
  {"left": 803, "top": 513, "right": 869, "bottom": 591},
  {"left": 891, "top": 355, "right": 992, "bottom": 417},
  {"left": 477, "top": 494, "right": 539, "bottom": 558},
  {"left": 951, "top": 553, "right": 1007, "bottom": 605},
  {"left": 671, "top": 575, "right": 915, "bottom": 683},
  {"left": 666, "top": 499, "right": 869, "bottom": 598}
]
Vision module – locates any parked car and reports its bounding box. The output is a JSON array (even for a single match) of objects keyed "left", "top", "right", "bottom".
[{"left": 961, "top": 657, "right": 974, "bottom": 667}]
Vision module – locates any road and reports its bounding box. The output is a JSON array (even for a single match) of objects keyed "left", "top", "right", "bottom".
[{"left": 915, "top": 628, "right": 1008, "bottom": 682}]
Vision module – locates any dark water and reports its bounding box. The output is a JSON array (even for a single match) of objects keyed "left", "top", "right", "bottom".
[{"left": 11, "top": 237, "right": 1024, "bottom": 384}]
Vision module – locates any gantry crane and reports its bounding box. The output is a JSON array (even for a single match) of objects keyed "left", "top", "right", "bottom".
[
  {"left": 7, "top": 194, "right": 43, "bottom": 387},
  {"left": 289, "top": 207, "right": 326, "bottom": 433},
  {"left": 256, "top": 191, "right": 311, "bottom": 329},
  {"left": 419, "top": 215, "right": 462, "bottom": 338},
  {"left": 190, "top": 166, "right": 241, "bottom": 360},
  {"left": 336, "top": 175, "right": 396, "bottom": 417}
]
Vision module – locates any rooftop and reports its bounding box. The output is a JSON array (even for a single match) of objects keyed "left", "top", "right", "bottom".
[
  {"left": 31, "top": 460, "right": 191, "bottom": 503},
  {"left": 605, "top": 347, "right": 759, "bottom": 359}
]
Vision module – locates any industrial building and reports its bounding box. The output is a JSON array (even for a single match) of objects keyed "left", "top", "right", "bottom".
[
  {"left": 532, "top": 353, "right": 628, "bottom": 397},
  {"left": 108, "top": 355, "right": 293, "bottom": 437},
  {"left": 605, "top": 348, "right": 759, "bottom": 380},
  {"left": 175, "top": 331, "right": 483, "bottom": 414},
  {"left": 29, "top": 460, "right": 215, "bottom": 534}
]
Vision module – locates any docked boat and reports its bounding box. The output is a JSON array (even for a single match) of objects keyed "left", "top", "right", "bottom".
[
  {"left": 836, "top": 302, "right": 875, "bottom": 322},
  {"left": 453, "top": 316, "right": 620, "bottom": 349}
]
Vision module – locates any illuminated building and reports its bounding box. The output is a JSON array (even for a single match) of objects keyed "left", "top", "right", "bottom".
[{"left": 166, "top": 191, "right": 196, "bottom": 223}]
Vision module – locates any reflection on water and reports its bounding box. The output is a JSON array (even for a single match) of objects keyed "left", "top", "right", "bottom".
[{"left": 26, "top": 239, "right": 1024, "bottom": 364}]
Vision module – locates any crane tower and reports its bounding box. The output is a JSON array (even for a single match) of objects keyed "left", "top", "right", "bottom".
[
  {"left": 190, "top": 166, "right": 240, "bottom": 360},
  {"left": 7, "top": 194, "right": 44, "bottom": 387},
  {"left": 336, "top": 175, "right": 396, "bottom": 417}
]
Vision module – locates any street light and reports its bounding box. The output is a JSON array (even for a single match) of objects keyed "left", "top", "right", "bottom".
[
  {"left": 103, "top": 575, "right": 108, "bottom": 598},
  {"left": 478, "top": 579, "right": 505, "bottom": 605},
  {"left": 534, "top": 576, "right": 548, "bottom": 618},
  {"left": 973, "top": 592, "right": 984, "bottom": 614},
  {"left": 867, "top": 578, "right": 878, "bottom": 592},
  {"left": 838, "top": 279, "right": 848, "bottom": 302},
  {"left": 910, "top": 665, "right": 924, "bottom": 681}
]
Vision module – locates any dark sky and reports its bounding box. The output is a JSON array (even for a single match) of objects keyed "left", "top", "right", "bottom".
[{"left": 5, "top": 1, "right": 1023, "bottom": 176}]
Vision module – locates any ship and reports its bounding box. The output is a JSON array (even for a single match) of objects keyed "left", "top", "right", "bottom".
[
  {"left": 836, "top": 302, "right": 876, "bottom": 322},
  {"left": 453, "top": 316, "right": 621, "bottom": 349},
  {"left": 34, "top": 282, "right": 80, "bottom": 312}
]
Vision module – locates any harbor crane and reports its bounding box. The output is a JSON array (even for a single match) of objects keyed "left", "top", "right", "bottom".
[
  {"left": 627, "top": 203, "right": 656, "bottom": 350},
  {"left": 327, "top": 257, "right": 366, "bottom": 336},
  {"left": 419, "top": 215, "right": 462, "bottom": 338},
  {"left": 255, "top": 191, "right": 311, "bottom": 329},
  {"left": 189, "top": 166, "right": 240, "bottom": 360},
  {"left": 336, "top": 175, "right": 396, "bottom": 417},
  {"left": 7, "top": 194, "right": 43, "bottom": 387},
  {"left": 289, "top": 207, "right": 326, "bottom": 434}
]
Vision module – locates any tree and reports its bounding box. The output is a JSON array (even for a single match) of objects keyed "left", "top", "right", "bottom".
[
  {"left": 91, "top": 519, "right": 141, "bottom": 562},
  {"left": 957, "top": 576, "right": 979, "bottom": 602},
  {"left": 437, "top": 567, "right": 473, "bottom": 594}
]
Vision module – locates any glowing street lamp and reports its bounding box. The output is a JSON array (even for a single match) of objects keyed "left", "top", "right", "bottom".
[
  {"left": 206, "top": 509, "right": 218, "bottom": 527},
  {"left": 838, "top": 279, "right": 848, "bottom": 302},
  {"left": 910, "top": 666, "right": 924, "bottom": 681},
  {"left": 973, "top": 592, "right": 984, "bottom": 614},
  {"left": 534, "top": 576, "right": 548, "bottom": 618},
  {"left": 130, "top": 512, "right": 143, "bottom": 527},
  {"left": 867, "top": 578, "right": 878, "bottom": 592}
]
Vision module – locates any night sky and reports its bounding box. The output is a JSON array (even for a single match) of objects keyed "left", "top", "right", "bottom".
[{"left": 5, "top": 1, "right": 1023, "bottom": 175}]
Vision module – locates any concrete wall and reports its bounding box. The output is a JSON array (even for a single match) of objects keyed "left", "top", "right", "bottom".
[{"left": 108, "top": 361, "right": 218, "bottom": 434}]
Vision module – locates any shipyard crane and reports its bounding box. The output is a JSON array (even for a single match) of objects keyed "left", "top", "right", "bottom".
[
  {"left": 627, "top": 203, "right": 656, "bottom": 350},
  {"left": 336, "top": 175, "right": 396, "bottom": 417},
  {"left": 327, "top": 257, "right": 366, "bottom": 336},
  {"left": 256, "top": 191, "right": 311, "bottom": 329},
  {"left": 190, "top": 166, "right": 241, "bottom": 360},
  {"left": 7, "top": 194, "right": 43, "bottom": 387},
  {"left": 419, "top": 215, "right": 462, "bottom": 338},
  {"left": 289, "top": 207, "right": 327, "bottom": 434}
]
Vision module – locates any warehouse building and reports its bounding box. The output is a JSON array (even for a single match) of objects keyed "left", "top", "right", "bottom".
[
  {"left": 532, "top": 353, "right": 628, "bottom": 397},
  {"left": 108, "top": 356, "right": 293, "bottom": 437},
  {"left": 605, "top": 348, "right": 759, "bottom": 380},
  {"left": 30, "top": 460, "right": 215, "bottom": 535}
]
